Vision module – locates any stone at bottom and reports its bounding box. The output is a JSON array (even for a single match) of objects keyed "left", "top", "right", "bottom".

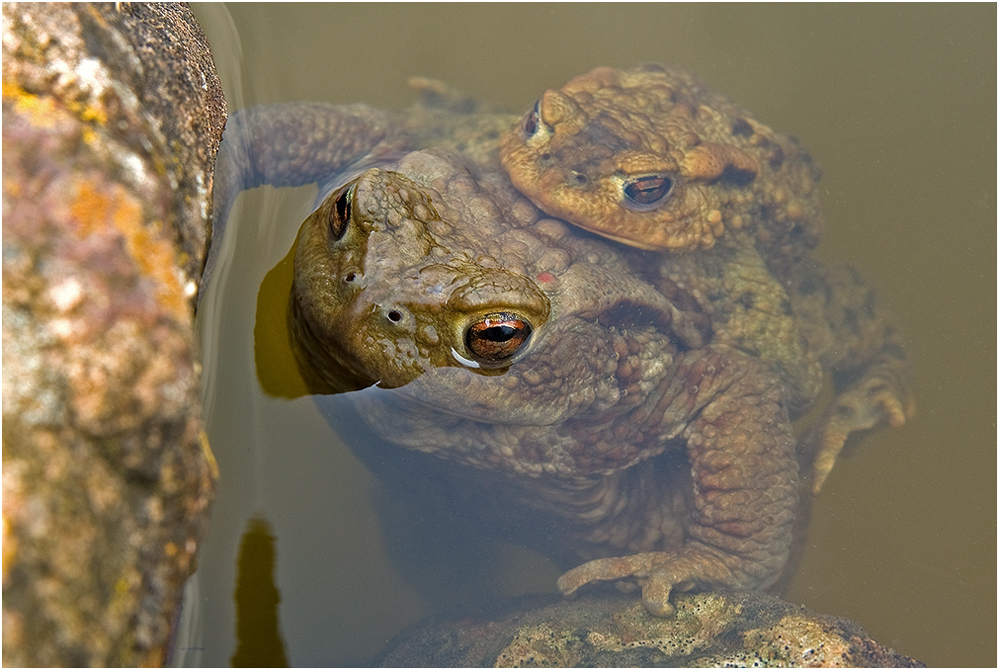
[{"left": 376, "top": 590, "right": 923, "bottom": 667}]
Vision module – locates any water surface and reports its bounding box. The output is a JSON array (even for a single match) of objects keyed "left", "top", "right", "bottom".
[{"left": 187, "top": 4, "right": 995, "bottom": 666}]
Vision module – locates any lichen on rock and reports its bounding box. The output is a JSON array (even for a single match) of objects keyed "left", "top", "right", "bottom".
[
  {"left": 376, "top": 590, "right": 924, "bottom": 667},
  {"left": 2, "top": 3, "right": 224, "bottom": 666}
]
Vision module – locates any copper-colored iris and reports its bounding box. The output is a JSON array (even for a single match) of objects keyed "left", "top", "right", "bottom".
[
  {"left": 465, "top": 312, "right": 532, "bottom": 364},
  {"left": 623, "top": 175, "right": 673, "bottom": 207}
]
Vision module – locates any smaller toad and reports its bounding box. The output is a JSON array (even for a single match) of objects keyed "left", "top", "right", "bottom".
[{"left": 499, "top": 63, "right": 821, "bottom": 267}]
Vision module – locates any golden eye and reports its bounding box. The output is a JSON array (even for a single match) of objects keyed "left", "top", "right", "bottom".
[
  {"left": 465, "top": 312, "right": 532, "bottom": 365},
  {"left": 623, "top": 175, "right": 673, "bottom": 209}
]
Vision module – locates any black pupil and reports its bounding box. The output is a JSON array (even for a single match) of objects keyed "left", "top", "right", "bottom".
[
  {"left": 624, "top": 176, "right": 672, "bottom": 205},
  {"left": 329, "top": 185, "right": 352, "bottom": 239},
  {"left": 523, "top": 101, "right": 540, "bottom": 136},
  {"left": 465, "top": 313, "right": 532, "bottom": 365},
  {"left": 481, "top": 324, "right": 517, "bottom": 342},
  {"left": 336, "top": 190, "right": 350, "bottom": 221}
]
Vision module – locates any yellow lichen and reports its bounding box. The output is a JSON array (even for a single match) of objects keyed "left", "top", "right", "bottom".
[
  {"left": 2, "top": 79, "right": 60, "bottom": 128},
  {"left": 4, "top": 77, "right": 107, "bottom": 143},
  {"left": 76, "top": 103, "right": 107, "bottom": 127}
]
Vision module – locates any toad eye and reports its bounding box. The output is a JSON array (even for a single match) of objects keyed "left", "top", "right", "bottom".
[
  {"left": 328, "top": 182, "right": 355, "bottom": 240},
  {"left": 465, "top": 312, "right": 533, "bottom": 366},
  {"left": 622, "top": 175, "right": 674, "bottom": 209},
  {"left": 522, "top": 100, "right": 541, "bottom": 137}
]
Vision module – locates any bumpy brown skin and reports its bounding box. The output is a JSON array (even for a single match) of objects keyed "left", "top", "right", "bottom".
[
  {"left": 499, "top": 64, "right": 913, "bottom": 491},
  {"left": 289, "top": 148, "right": 799, "bottom": 617},
  {"left": 626, "top": 231, "right": 823, "bottom": 417},
  {"left": 499, "top": 64, "right": 822, "bottom": 267}
]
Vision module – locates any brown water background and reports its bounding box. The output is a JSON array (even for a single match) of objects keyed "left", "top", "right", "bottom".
[{"left": 187, "top": 4, "right": 995, "bottom": 667}]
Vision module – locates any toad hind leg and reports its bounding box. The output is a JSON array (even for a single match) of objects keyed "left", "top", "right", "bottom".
[
  {"left": 559, "top": 348, "right": 799, "bottom": 617},
  {"left": 790, "top": 264, "right": 914, "bottom": 495},
  {"left": 805, "top": 347, "right": 913, "bottom": 495}
]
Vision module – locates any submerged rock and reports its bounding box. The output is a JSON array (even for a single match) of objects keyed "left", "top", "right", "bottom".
[
  {"left": 2, "top": 3, "right": 224, "bottom": 666},
  {"left": 376, "top": 590, "right": 923, "bottom": 667}
]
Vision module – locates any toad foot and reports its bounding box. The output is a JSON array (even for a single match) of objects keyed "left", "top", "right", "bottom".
[
  {"left": 809, "top": 363, "right": 914, "bottom": 495},
  {"left": 558, "top": 547, "right": 735, "bottom": 617}
]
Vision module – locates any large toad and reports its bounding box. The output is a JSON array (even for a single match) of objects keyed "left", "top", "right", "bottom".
[
  {"left": 206, "top": 71, "right": 909, "bottom": 615},
  {"left": 289, "top": 147, "right": 798, "bottom": 618}
]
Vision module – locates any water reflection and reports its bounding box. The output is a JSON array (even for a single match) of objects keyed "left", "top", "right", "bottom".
[{"left": 231, "top": 518, "right": 288, "bottom": 667}]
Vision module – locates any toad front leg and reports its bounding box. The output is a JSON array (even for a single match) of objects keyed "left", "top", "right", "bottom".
[
  {"left": 559, "top": 348, "right": 799, "bottom": 617},
  {"left": 204, "top": 102, "right": 408, "bottom": 288}
]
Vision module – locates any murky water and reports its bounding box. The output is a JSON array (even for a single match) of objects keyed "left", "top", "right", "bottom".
[{"left": 183, "top": 4, "right": 995, "bottom": 667}]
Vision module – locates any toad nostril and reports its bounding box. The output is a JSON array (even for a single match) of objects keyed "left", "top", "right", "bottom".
[{"left": 386, "top": 310, "right": 403, "bottom": 323}]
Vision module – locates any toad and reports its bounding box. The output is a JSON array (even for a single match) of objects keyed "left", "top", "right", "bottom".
[
  {"left": 289, "top": 147, "right": 798, "bottom": 617},
  {"left": 205, "top": 70, "right": 907, "bottom": 615},
  {"left": 498, "top": 64, "right": 820, "bottom": 264},
  {"left": 499, "top": 64, "right": 913, "bottom": 492}
]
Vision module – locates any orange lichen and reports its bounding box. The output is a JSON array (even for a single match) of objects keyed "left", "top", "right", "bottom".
[
  {"left": 2, "top": 515, "right": 17, "bottom": 584},
  {"left": 69, "top": 178, "right": 189, "bottom": 323}
]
